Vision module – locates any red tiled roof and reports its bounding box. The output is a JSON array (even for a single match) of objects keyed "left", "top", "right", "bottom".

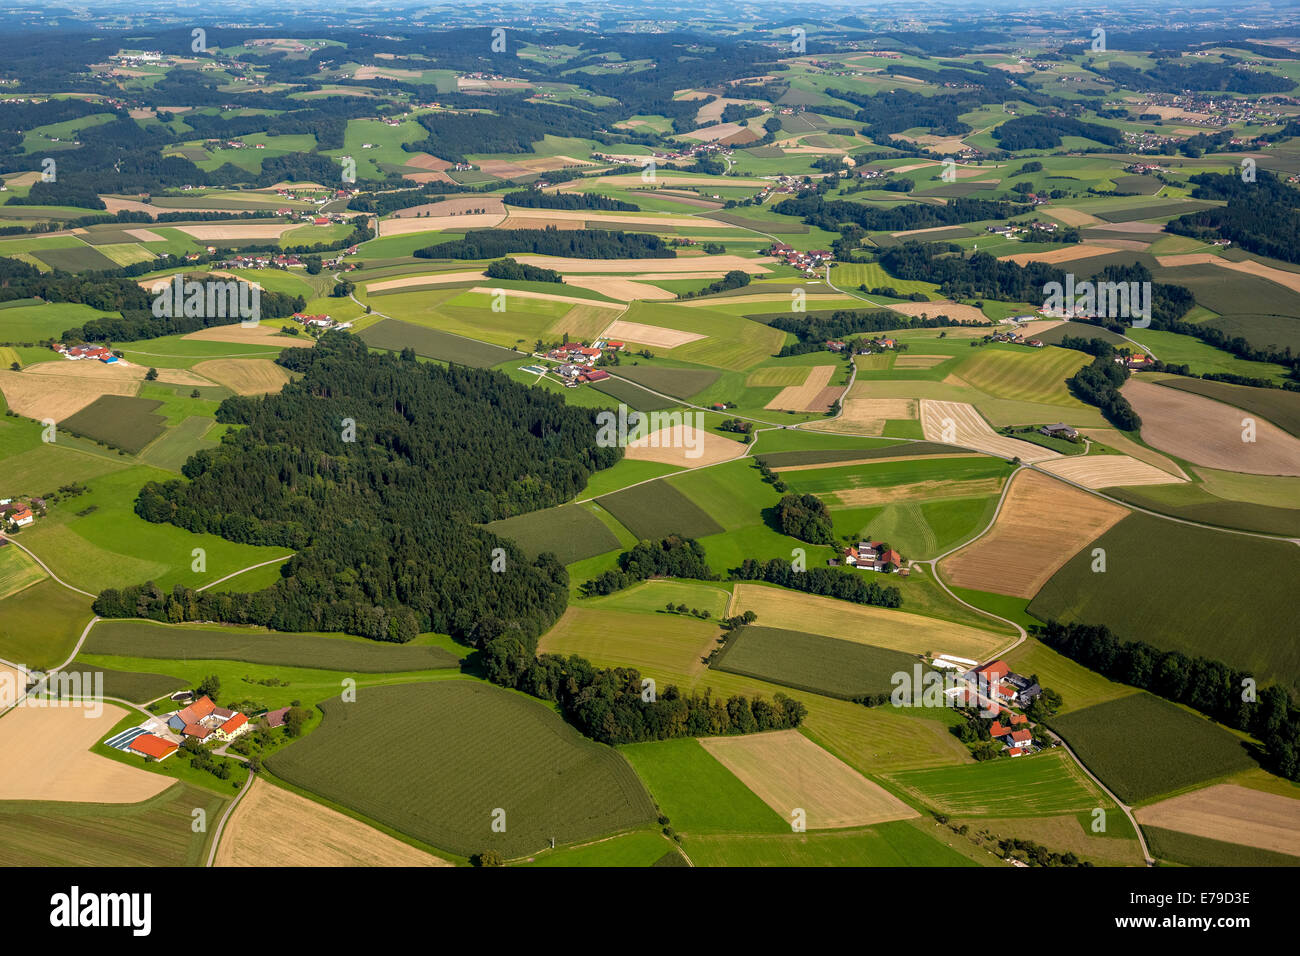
[
  {"left": 219, "top": 713, "right": 247, "bottom": 735},
  {"left": 176, "top": 696, "right": 216, "bottom": 725},
  {"left": 1008, "top": 747, "right": 1024, "bottom": 756},
  {"left": 184, "top": 722, "right": 213, "bottom": 739},
  {"left": 1009, "top": 729, "right": 1033, "bottom": 743},
  {"left": 129, "top": 734, "right": 178, "bottom": 759},
  {"left": 1009, "top": 713, "right": 1028, "bottom": 725},
  {"left": 263, "top": 707, "right": 289, "bottom": 728},
  {"left": 976, "top": 660, "right": 1009, "bottom": 681},
  {"left": 989, "top": 721, "right": 1011, "bottom": 737}
]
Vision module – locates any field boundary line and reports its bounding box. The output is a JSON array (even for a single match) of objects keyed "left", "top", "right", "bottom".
[
  {"left": 0, "top": 535, "right": 96, "bottom": 598},
  {"left": 198, "top": 554, "right": 293, "bottom": 592}
]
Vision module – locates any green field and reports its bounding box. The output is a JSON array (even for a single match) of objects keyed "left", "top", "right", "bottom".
[
  {"left": 0, "top": 783, "right": 225, "bottom": 866},
  {"left": 0, "top": 543, "right": 45, "bottom": 600},
  {"left": 886, "top": 749, "right": 1108, "bottom": 817},
  {"left": 484, "top": 503, "right": 622, "bottom": 565},
  {"left": 59, "top": 395, "right": 168, "bottom": 455},
  {"left": 713, "top": 625, "right": 921, "bottom": 700},
  {"left": 82, "top": 620, "right": 461, "bottom": 672},
  {"left": 683, "top": 820, "right": 983, "bottom": 867},
  {"left": 621, "top": 737, "right": 787, "bottom": 834},
  {"left": 267, "top": 680, "right": 657, "bottom": 857},
  {"left": 596, "top": 479, "right": 726, "bottom": 540},
  {"left": 0, "top": 578, "right": 94, "bottom": 669},
  {"left": 359, "top": 318, "right": 518, "bottom": 368},
  {"left": 66, "top": 659, "right": 188, "bottom": 703},
  {"left": 1029, "top": 512, "right": 1300, "bottom": 694},
  {"left": 614, "top": 364, "right": 723, "bottom": 400},
  {"left": 952, "top": 346, "right": 1091, "bottom": 407},
  {"left": 523, "top": 829, "right": 683, "bottom": 866},
  {"left": 1050, "top": 694, "right": 1256, "bottom": 804},
  {"left": 1143, "top": 825, "right": 1300, "bottom": 867}
]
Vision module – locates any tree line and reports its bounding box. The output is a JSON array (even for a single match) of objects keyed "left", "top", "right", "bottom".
[
  {"left": 414, "top": 227, "right": 675, "bottom": 261},
  {"left": 1035, "top": 619, "right": 1300, "bottom": 781}
]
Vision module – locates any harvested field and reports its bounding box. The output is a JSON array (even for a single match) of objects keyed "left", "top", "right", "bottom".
[
  {"left": 0, "top": 367, "right": 138, "bottom": 421},
  {"left": 624, "top": 423, "right": 748, "bottom": 468},
  {"left": 920, "top": 400, "right": 1061, "bottom": 462},
  {"left": 1001, "top": 244, "right": 1121, "bottom": 266},
  {"left": 175, "top": 222, "right": 297, "bottom": 241},
  {"left": 550, "top": 303, "right": 620, "bottom": 340},
  {"left": 1156, "top": 252, "right": 1300, "bottom": 297},
  {"left": 830, "top": 476, "right": 1004, "bottom": 506},
  {"left": 190, "top": 359, "right": 291, "bottom": 395},
  {"left": 601, "top": 319, "right": 705, "bottom": 349},
  {"left": 807, "top": 397, "right": 915, "bottom": 435},
  {"left": 887, "top": 300, "right": 988, "bottom": 324},
  {"left": 699, "top": 730, "right": 918, "bottom": 830},
  {"left": 941, "top": 470, "right": 1129, "bottom": 598},
  {"left": 498, "top": 216, "right": 583, "bottom": 230},
  {"left": 728, "top": 583, "right": 1006, "bottom": 660},
  {"left": 366, "top": 271, "right": 486, "bottom": 292},
  {"left": 565, "top": 276, "right": 677, "bottom": 301},
  {"left": 378, "top": 213, "right": 505, "bottom": 236},
  {"left": 1123, "top": 379, "right": 1300, "bottom": 476},
  {"left": 475, "top": 159, "right": 534, "bottom": 178},
  {"left": 390, "top": 197, "right": 505, "bottom": 219},
  {"left": 765, "top": 365, "right": 837, "bottom": 412},
  {"left": 0, "top": 704, "right": 171, "bottom": 803},
  {"left": 893, "top": 354, "right": 949, "bottom": 369},
  {"left": 215, "top": 778, "right": 450, "bottom": 867},
  {"left": 1079, "top": 428, "right": 1189, "bottom": 479},
  {"left": 182, "top": 324, "right": 313, "bottom": 347},
  {"left": 1134, "top": 784, "right": 1300, "bottom": 858},
  {"left": 122, "top": 228, "right": 166, "bottom": 242},
  {"left": 24, "top": 359, "right": 208, "bottom": 388},
  {"left": 1037, "top": 453, "right": 1186, "bottom": 488},
  {"left": 1045, "top": 207, "right": 1103, "bottom": 227},
  {"left": 514, "top": 254, "right": 769, "bottom": 275},
  {"left": 401, "top": 153, "right": 451, "bottom": 171}
]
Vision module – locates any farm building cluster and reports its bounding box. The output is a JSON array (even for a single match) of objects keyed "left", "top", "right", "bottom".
[
  {"left": 106, "top": 695, "right": 253, "bottom": 763},
  {"left": 827, "top": 336, "right": 897, "bottom": 354},
  {"left": 49, "top": 343, "right": 120, "bottom": 363},
  {"left": 836, "top": 540, "right": 908, "bottom": 574},
  {"left": 1, "top": 497, "right": 40, "bottom": 529},
  {"left": 542, "top": 339, "right": 623, "bottom": 386},
  {"left": 987, "top": 329, "right": 1044, "bottom": 347},
  {"left": 290, "top": 312, "right": 352, "bottom": 331},
  {"left": 766, "top": 242, "right": 835, "bottom": 275}
]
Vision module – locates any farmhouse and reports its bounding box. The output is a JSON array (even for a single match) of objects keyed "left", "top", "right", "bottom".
[
  {"left": 1, "top": 502, "right": 34, "bottom": 528},
  {"left": 1039, "top": 423, "right": 1078, "bottom": 440},
  {"left": 843, "top": 541, "right": 904, "bottom": 572},
  {"left": 166, "top": 695, "right": 251, "bottom": 742},
  {"left": 963, "top": 660, "right": 1042, "bottom": 705}
]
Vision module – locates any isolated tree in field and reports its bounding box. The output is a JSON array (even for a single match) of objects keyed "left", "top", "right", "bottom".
[
  {"left": 145, "top": 367, "right": 158, "bottom": 381},
  {"left": 196, "top": 674, "right": 221, "bottom": 700}
]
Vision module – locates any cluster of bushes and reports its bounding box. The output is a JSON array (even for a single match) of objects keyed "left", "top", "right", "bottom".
[
  {"left": 678, "top": 270, "right": 751, "bottom": 300},
  {"left": 479, "top": 645, "right": 806, "bottom": 745},
  {"left": 774, "top": 493, "right": 835, "bottom": 545},
  {"left": 730, "top": 558, "right": 902, "bottom": 609},
  {"left": 1066, "top": 353, "right": 1141, "bottom": 431},
  {"left": 1035, "top": 620, "right": 1300, "bottom": 781},
  {"left": 579, "top": 535, "right": 715, "bottom": 596},
  {"left": 414, "top": 227, "right": 674, "bottom": 261},
  {"left": 484, "top": 257, "right": 563, "bottom": 283},
  {"left": 501, "top": 190, "right": 639, "bottom": 212}
]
